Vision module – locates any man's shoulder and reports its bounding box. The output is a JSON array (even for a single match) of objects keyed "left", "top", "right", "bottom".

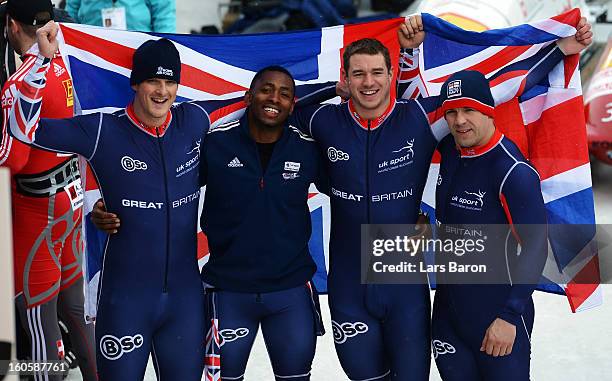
[
  {"left": 303, "top": 102, "right": 342, "bottom": 120},
  {"left": 4, "top": 56, "right": 38, "bottom": 88},
  {"left": 288, "top": 124, "right": 316, "bottom": 144},
  {"left": 207, "top": 118, "right": 242, "bottom": 136},
  {"left": 494, "top": 137, "right": 540, "bottom": 182}
]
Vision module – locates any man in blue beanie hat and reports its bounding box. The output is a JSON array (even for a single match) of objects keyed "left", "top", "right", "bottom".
[
  {"left": 433, "top": 69, "right": 549, "bottom": 380},
  {"left": 7, "top": 22, "right": 213, "bottom": 381}
]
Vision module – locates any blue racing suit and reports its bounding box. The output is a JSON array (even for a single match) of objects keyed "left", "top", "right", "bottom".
[
  {"left": 294, "top": 97, "right": 446, "bottom": 380},
  {"left": 8, "top": 55, "right": 225, "bottom": 381},
  {"left": 200, "top": 114, "right": 326, "bottom": 381},
  {"left": 433, "top": 130, "right": 548, "bottom": 381}
]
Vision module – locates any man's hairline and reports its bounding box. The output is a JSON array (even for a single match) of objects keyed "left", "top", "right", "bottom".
[{"left": 344, "top": 52, "right": 392, "bottom": 72}]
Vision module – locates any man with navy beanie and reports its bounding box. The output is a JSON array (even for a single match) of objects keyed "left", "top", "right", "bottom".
[
  {"left": 7, "top": 22, "right": 227, "bottom": 381},
  {"left": 432, "top": 69, "right": 549, "bottom": 380},
  {"left": 130, "top": 38, "right": 181, "bottom": 86}
]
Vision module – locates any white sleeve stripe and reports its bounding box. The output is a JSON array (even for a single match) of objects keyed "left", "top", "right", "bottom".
[
  {"left": 289, "top": 126, "right": 315, "bottom": 141},
  {"left": 88, "top": 113, "right": 104, "bottom": 160},
  {"left": 499, "top": 141, "right": 519, "bottom": 163},
  {"left": 309, "top": 104, "right": 328, "bottom": 138},
  {"left": 499, "top": 161, "right": 540, "bottom": 197},
  {"left": 208, "top": 121, "right": 240, "bottom": 133},
  {"left": 189, "top": 102, "right": 211, "bottom": 126}
]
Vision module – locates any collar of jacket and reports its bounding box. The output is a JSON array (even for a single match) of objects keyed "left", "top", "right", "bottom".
[
  {"left": 126, "top": 102, "right": 173, "bottom": 137},
  {"left": 457, "top": 128, "right": 504, "bottom": 158},
  {"left": 347, "top": 96, "right": 396, "bottom": 131}
]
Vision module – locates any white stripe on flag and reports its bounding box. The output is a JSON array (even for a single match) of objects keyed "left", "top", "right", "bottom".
[
  {"left": 62, "top": 45, "right": 131, "bottom": 78},
  {"left": 575, "top": 285, "right": 603, "bottom": 312},
  {"left": 422, "top": 163, "right": 439, "bottom": 209},
  {"left": 520, "top": 89, "right": 582, "bottom": 125},
  {"left": 430, "top": 117, "right": 450, "bottom": 143},
  {"left": 423, "top": 46, "right": 506, "bottom": 82},
  {"left": 529, "top": 18, "right": 576, "bottom": 38},
  {"left": 318, "top": 25, "right": 343, "bottom": 82},
  {"left": 491, "top": 75, "right": 525, "bottom": 105},
  {"left": 541, "top": 163, "right": 592, "bottom": 204},
  {"left": 62, "top": 23, "right": 156, "bottom": 49}
]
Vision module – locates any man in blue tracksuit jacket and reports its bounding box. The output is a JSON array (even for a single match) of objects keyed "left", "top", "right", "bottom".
[
  {"left": 292, "top": 37, "right": 442, "bottom": 381},
  {"left": 8, "top": 24, "right": 231, "bottom": 380},
  {"left": 200, "top": 66, "right": 327, "bottom": 381},
  {"left": 432, "top": 70, "right": 549, "bottom": 381}
]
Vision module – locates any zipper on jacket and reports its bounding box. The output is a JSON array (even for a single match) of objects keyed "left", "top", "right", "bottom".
[
  {"left": 156, "top": 127, "right": 171, "bottom": 293},
  {"left": 366, "top": 120, "right": 371, "bottom": 223},
  {"left": 251, "top": 136, "right": 266, "bottom": 191}
]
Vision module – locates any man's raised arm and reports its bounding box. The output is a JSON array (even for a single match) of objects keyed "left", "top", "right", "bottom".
[
  {"left": 8, "top": 21, "right": 103, "bottom": 159},
  {"left": 395, "top": 14, "right": 593, "bottom": 101}
]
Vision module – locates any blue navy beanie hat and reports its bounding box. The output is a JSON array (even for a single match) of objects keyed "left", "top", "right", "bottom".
[
  {"left": 440, "top": 70, "right": 495, "bottom": 118},
  {"left": 130, "top": 38, "right": 181, "bottom": 85}
]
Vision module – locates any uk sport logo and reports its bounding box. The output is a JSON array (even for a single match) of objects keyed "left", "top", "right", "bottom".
[
  {"left": 121, "top": 156, "right": 148, "bottom": 172},
  {"left": 463, "top": 190, "right": 486, "bottom": 207},
  {"left": 100, "top": 334, "right": 144, "bottom": 360},
  {"left": 187, "top": 139, "right": 201, "bottom": 155},
  {"left": 331, "top": 320, "right": 368, "bottom": 344},
  {"left": 432, "top": 339, "right": 456, "bottom": 359},
  {"left": 327, "top": 147, "right": 349, "bottom": 162},
  {"left": 219, "top": 328, "right": 249, "bottom": 345}
]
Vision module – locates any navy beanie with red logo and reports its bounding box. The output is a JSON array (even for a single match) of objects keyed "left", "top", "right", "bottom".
[
  {"left": 439, "top": 70, "right": 495, "bottom": 118},
  {"left": 130, "top": 38, "right": 181, "bottom": 86}
]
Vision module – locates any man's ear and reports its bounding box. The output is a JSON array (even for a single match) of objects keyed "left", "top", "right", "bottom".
[
  {"left": 7, "top": 17, "right": 19, "bottom": 36},
  {"left": 244, "top": 90, "right": 253, "bottom": 106},
  {"left": 131, "top": 83, "right": 138, "bottom": 92}
]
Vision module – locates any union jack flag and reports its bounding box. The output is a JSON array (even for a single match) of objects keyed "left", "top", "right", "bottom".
[{"left": 53, "top": 9, "right": 599, "bottom": 317}]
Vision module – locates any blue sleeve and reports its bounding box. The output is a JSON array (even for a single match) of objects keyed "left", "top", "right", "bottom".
[
  {"left": 190, "top": 96, "right": 248, "bottom": 129},
  {"left": 148, "top": 0, "right": 176, "bottom": 32},
  {"left": 497, "top": 162, "right": 548, "bottom": 326},
  {"left": 199, "top": 135, "right": 209, "bottom": 187},
  {"left": 314, "top": 153, "right": 329, "bottom": 196},
  {"left": 29, "top": 114, "right": 104, "bottom": 159},
  {"left": 289, "top": 104, "right": 327, "bottom": 140},
  {"left": 294, "top": 82, "right": 337, "bottom": 108}
]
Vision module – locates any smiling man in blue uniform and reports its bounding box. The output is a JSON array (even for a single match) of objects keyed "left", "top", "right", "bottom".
[
  {"left": 200, "top": 66, "right": 327, "bottom": 381},
  {"left": 7, "top": 21, "right": 231, "bottom": 381},
  {"left": 434, "top": 70, "right": 552, "bottom": 380}
]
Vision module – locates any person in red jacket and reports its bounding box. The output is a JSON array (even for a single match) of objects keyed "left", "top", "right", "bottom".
[{"left": 0, "top": 1, "right": 96, "bottom": 379}]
